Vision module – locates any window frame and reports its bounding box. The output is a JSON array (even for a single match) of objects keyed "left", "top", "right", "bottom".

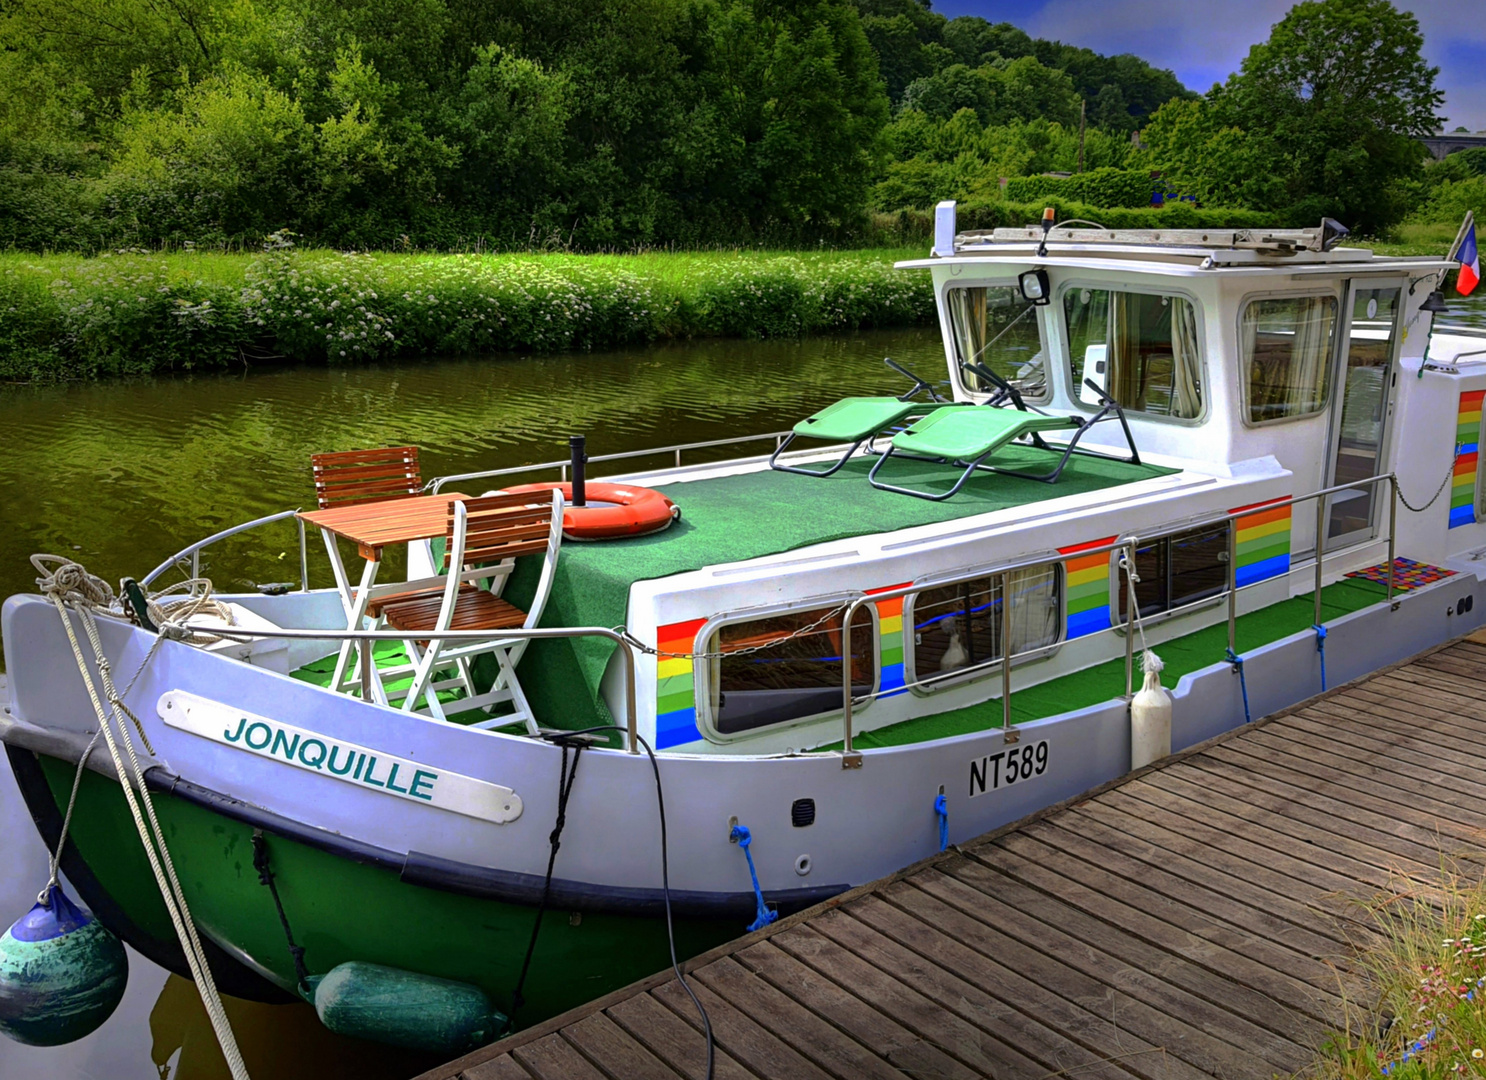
[
  {"left": 692, "top": 596, "right": 880, "bottom": 744},
  {"left": 1107, "top": 520, "right": 1232, "bottom": 628},
  {"left": 940, "top": 281, "right": 1053, "bottom": 404},
  {"left": 1055, "top": 279, "right": 1210, "bottom": 426},
  {"left": 1236, "top": 288, "right": 1343, "bottom": 429},
  {"left": 903, "top": 562, "right": 1066, "bottom": 696},
  {"left": 1476, "top": 409, "right": 1486, "bottom": 522}
]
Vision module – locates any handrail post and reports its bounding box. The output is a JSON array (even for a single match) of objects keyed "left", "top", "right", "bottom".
[
  {"left": 297, "top": 517, "right": 309, "bottom": 593},
  {"left": 1123, "top": 541, "right": 1135, "bottom": 700},
  {"left": 1387, "top": 476, "right": 1398, "bottom": 609},
  {"left": 1226, "top": 517, "right": 1237, "bottom": 656},
  {"left": 1314, "top": 492, "right": 1325, "bottom": 628},
  {"left": 617, "top": 638, "right": 638, "bottom": 754},
  {"left": 841, "top": 597, "right": 862, "bottom": 768},
  {"left": 1000, "top": 573, "right": 1015, "bottom": 742}
]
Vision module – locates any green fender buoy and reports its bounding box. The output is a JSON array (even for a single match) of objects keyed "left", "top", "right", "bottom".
[
  {"left": 310, "top": 961, "right": 506, "bottom": 1054},
  {"left": 0, "top": 885, "right": 128, "bottom": 1046}
]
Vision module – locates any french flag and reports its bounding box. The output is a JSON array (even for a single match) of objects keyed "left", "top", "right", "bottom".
[{"left": 1459, "top": 222, "right": 1480, "bottom": 296}]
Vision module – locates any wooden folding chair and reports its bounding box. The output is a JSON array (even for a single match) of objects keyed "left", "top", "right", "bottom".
[
  {"left": 379, "top": 490, "right": 564, "bottom": 728},
  {"left": 310, "top": 446, "right": 423, "bottom": 699},
  {"left": 311, "top": 446, "right": 422, "bottom": 509}
]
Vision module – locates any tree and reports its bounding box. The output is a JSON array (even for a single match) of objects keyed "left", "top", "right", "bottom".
[{"left": 1217, "top": 0, "right": 1441, "bottom": 231}]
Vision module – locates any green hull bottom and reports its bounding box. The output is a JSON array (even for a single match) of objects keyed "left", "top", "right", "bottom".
[{"left": 31, "top": 754, "right": 738, "bottom": 1028}]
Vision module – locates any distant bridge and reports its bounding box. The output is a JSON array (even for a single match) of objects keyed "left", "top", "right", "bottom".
[{"left": 1422, "top": 132, "right": 1486, "bottom": 161}]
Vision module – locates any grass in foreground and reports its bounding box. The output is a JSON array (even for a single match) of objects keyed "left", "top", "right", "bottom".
[
  {"left": 1318, "top": 863, "right": 1486, "bottom": 1079},
  {"left": 0, "top": 245, "right": 934, "bottom": 382}
]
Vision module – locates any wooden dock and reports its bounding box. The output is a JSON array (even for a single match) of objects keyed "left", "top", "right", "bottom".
[{"left": 419, "top": 634, "right": 1486, "bottom": 1080}]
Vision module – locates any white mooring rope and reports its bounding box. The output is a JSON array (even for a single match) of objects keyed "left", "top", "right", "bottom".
[{"left": 32, "top": 555, "right": 250, "bottom": 1080}]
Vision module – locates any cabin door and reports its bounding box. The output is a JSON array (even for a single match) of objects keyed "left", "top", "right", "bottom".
[{"left": 1323, "top": 281, "right": 1403, "bottom": 547}]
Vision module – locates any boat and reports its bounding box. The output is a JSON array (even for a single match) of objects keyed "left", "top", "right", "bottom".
[{"left": 5, "top": 207, "right": 1485, "bottom": 1043}]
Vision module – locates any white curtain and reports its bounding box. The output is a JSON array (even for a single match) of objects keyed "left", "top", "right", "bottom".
[
  {"left": 1244, "top": 296, "right": 1335, "bottom": 421},
  {"left": 947, "top": 288, "right": 988, "bottom": 389},
  {"left": 1003, "top": 566, "right": 1059, "bottom": 657},
  {"left": 1169, "top": 299, "right": 1203, "bottom": 419},
  {"left": 1289, "top": 297, "right": 1334, "bottom": 413}
]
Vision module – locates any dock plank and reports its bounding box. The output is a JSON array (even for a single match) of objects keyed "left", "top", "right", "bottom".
[{"left": 422, "top": 635, "right": 1486, "bottom": 1080}]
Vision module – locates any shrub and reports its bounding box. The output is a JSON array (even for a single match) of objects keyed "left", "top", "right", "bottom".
[
  {"left": 0, "top": 247, "right": 935, "bottom": 380},
  {"left": 957, "top": 198, "right": 1272, "bottom": 232},
  {"left": 1004, "top": 168, "right": 1166, "bottom": 209}
]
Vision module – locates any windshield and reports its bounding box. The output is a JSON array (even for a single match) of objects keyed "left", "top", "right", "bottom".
[{"left": 945, "top": 286, "right": 1047, "bottom": 400}]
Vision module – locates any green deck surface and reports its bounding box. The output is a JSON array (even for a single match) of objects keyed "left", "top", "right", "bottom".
[
  {"left": 500, "top": 448, "right": 1177, "bottom": 728},
  {"left": 829, "top": 576, "right": 1389, "bottom": 750}
]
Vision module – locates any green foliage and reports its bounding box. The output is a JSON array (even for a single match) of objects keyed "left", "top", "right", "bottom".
[
  {"left": 872, "top": 110, "right": 1133, "bottom": 210},
  {"left": 1138, "top": 0, "right": 1443, "bottom": 233},
  {"left": 0, "top": 247, "right": 933, "bottom": 380},
  {"left": 0, "top": 0, "right": 1205, "bottom": 250},
  {"left": 850, "top": 0, "right": 1190, "bottom": 131},
  {"left": 954, "top": 198, "right": 1271, "bottom": 232},
  {"left": 1004, "top": 168, "right": 1160, "bottom": 209}
]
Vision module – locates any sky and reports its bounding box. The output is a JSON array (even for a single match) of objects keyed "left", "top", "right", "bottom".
[{"left": 934, "top": 0, "right": 1486, "bottom": 132}]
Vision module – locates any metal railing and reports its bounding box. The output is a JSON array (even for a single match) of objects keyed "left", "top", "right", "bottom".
[
  {"left": 142, "top": 509, "right": 309, "bottom": 593},
  {"left": 836, "top": 472, "right": 1401, "bottom": 765},
  {"left": 177, "top": 624, "right": 642, "bottom": 754},
  {"left": 427, "top": 431, "right": 796, "bottom": 494}
]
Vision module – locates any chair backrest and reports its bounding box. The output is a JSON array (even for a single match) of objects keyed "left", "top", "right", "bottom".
[
  {"left": 311, "top": 446, "right": 421, "bottom": 510},
  {"left": 443, "top": 489, "right": 564, "bottom": 633},
  {"left": 443, "top": 490, "right": 562, "bottom": 569}
]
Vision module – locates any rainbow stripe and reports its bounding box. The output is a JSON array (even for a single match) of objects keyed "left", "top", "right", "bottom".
[
  {"left": 654, "top": 617, "right": 704, "bottom": 749},
  {"left": 1061, "top": 537, "right": 1115, "bottom": 638},
  {"left": 1450, "top": 390, "right": 1483, "bottom": 529},
  {"left": 1231, "top": 498, "right": 1291, "bottom": 586},
  {"left": 869, "top": 584, "right": 910, "bottom": 698}
]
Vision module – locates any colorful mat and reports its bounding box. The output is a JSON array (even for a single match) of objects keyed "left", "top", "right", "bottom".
[{"left": 1345, "top": 557, "right": 1455, "bottom": 591}]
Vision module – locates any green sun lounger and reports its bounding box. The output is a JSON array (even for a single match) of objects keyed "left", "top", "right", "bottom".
[
  {"left": 769, "top": 396, "right": 964, "bottom": 477},
  {"left": 867, "top": 402, "right": 1140, "bottom": 500}
]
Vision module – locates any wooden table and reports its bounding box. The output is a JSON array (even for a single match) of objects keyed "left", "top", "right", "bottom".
[{"left": 299, "top": 493, "right": 468, "bottom": 702}]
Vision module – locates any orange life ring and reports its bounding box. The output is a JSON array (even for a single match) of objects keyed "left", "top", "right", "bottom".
[{"left": 494, "top": 482, "right": 680, "bottom": 540}]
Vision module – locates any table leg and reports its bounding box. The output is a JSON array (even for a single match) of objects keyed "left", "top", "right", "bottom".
[{"left": 330, "top": 553, "right": 380, "bottom": 697}]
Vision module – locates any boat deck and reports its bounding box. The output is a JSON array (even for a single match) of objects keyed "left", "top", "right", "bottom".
[{"left": 417, "top": 631, "right": 1486, "bottom": 1080}]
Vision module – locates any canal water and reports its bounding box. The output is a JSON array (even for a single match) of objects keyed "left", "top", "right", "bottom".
[
  {"left": 4, "top": 292, "right": 1484, "bottom": 1079},
  {"left": 0, "top": 326, "right": 945, "bottom": 1080}
]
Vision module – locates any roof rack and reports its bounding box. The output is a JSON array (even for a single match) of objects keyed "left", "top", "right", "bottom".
[{"left": 958, "top": 223, "right": 1347, "bottom": 256}]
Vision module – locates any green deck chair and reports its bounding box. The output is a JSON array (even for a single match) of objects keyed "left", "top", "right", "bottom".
[
  {"left": 867, "top": 405, "right": 1130, "bottom": 501},
  {"left": 770, "top": 358, "right": 960, "bottom": 478}
]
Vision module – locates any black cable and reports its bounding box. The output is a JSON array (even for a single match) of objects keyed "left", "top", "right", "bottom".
[
  {"left": 529, "top": 725, "right": 715, "bottom": 1080},
  {"left": 507, "top": 739, "right": 584, "bottom": 1024},
  {"left": 251, "top": 829, "right": 310, "bottom": 992}
]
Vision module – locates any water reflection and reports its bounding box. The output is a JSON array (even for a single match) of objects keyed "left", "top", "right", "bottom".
[
  {"left": 149, "top": 976, "right": 436, "bottom": 1080},
  {"left": 0, "top": 330, "right": 945, "bottom": 612}
]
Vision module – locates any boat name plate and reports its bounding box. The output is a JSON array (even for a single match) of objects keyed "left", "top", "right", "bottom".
[
  {"left": 969, "top": 740, "right": 1049, "bottom": 798},
  {"left": 156, "top": 690, "right": 523, "bottom": 823}
]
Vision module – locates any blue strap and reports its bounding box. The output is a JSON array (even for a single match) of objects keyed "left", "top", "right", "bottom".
[
  {"left": 1313, "top": 623, "right": 1327, "bottom": 691},
  {"left": 934, "top": 794, "right": 948, "bottom": 852},
  {"left": 1225, "top": 648, "right": 1251, "bottom": 723},
  {"left": 729, "top": 825, "right": 777, "bottom": 933}
]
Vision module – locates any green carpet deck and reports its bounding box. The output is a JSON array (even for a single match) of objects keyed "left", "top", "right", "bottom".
[
  {"left": 502, "top": 448, "right": 1176, "bottom": 727},
  {"left": 828, "top": 576, "right": 1389, "bottom": 750}
]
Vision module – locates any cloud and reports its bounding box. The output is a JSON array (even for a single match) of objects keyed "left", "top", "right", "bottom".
[{"left": 932, "top": 0, "right": 1486, "bottom": 129}]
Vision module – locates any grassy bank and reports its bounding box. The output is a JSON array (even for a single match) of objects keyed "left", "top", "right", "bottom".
[
  {"left": 0, "top": 246, "right": 935, "bottom": 381},
  {"left": 1314, "top": 864, "right": 1486, "bottom": 1078}
]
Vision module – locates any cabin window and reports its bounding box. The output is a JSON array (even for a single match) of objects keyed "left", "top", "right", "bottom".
[
  {"left": 1241, "top": 295, "right": 1339, "bottom": 423},
  {"left": 705, "top": 605, "right": 875, "bottom": 735},
  {"left": 1064, "top": 288, "right": 1203, "bottom": 419},
  {"left": 910, "top": 566, "right": 1061, "bottom": 685},
  {"left": 945, "top": 286, "right": 1049, "bottom": 400},
  {"left": 1115, "top": 524, "right": 1229, "bottom": 619}
]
